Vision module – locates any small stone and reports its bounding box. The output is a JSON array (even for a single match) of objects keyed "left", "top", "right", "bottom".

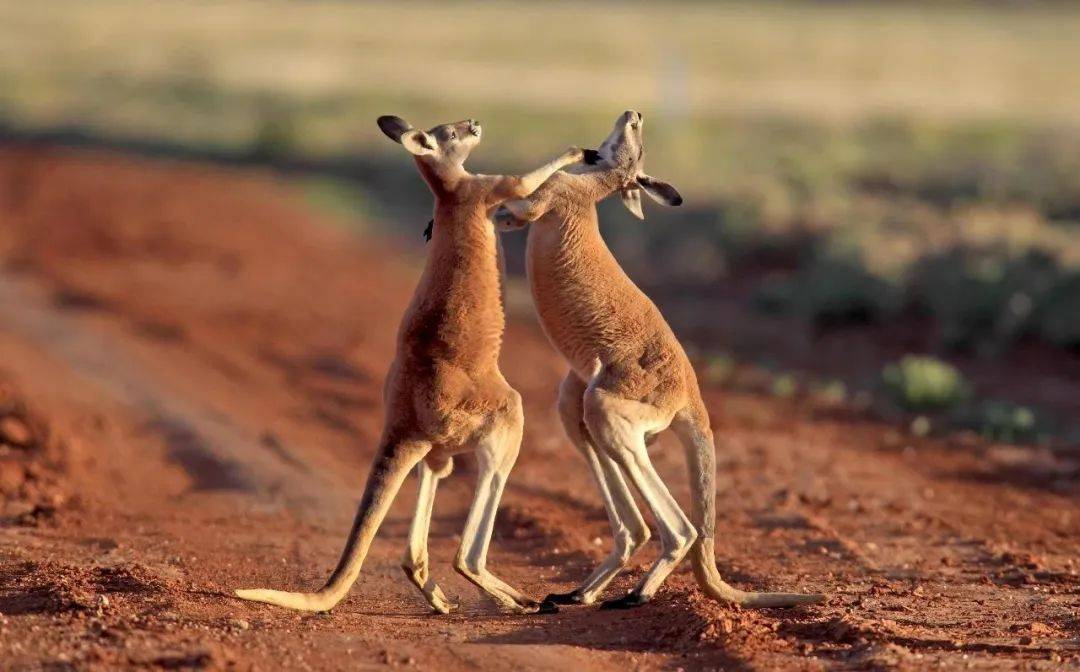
[
  {"left": 0, "top": 417, "right": 32, "bottom": 447},
  {"left": 229, "top": 618, "right": 250, "bottom": 631},
  {"left": 1019, "top": 635, "right": 1033, "bottom": 645},
  {"left": 910, "top": 416, "right": 931, "bottom": 437}
]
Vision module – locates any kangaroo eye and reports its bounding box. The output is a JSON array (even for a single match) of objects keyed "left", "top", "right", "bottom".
[{"left": 448, "top": 131, "right": 457, "bottom": 140}]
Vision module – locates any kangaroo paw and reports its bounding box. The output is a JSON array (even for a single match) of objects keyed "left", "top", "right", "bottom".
[
  {"left": 598, "top": 590, "right": 649, "bottom": 610},
  {"left": 543, "top": 590, "right": 586, "bottom": 605}
]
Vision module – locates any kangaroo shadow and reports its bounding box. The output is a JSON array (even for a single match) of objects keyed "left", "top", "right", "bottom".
[{"left": 468, "top": 593, "right": 757, "bottom": 671}]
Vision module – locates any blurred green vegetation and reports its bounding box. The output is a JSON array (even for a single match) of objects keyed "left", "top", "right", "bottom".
[
  {"left": 883, "top": 355, "right": 968, "bottom": 412},
  {"left": 300, "top": 177, "right": 374, "bottom": 234},
  {"left": 953, "top": 400, "right": 1044, "bottom": 444},
  {"left": 878, "top": 357, "right": 1055, "bottom": 443},
  {"left": 741, "top": 245, "right": 1079, "bottom": 354},
  {"left": 695, "top": 350, "right": 1064, "bottom": 444}
]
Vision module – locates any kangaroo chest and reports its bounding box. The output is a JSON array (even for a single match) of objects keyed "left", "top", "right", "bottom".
[
  {"left": 525, "top": 222, "right": 649, "bottom": 378},
  {"left": 401, "top": 209, "right": 505, "bottom": 371}
]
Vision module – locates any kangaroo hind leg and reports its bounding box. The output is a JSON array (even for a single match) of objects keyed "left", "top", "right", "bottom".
[
  {"left": 544, "top": 372, "right": 650, "bottom": 606},
  {"left": 583, "top": 388, "right": 697, "bottom": 610},
  {"left": 402, "top": 456, "right": 457, "bottom": 614},
  {"left": 453, "top": 392, "right": 551, "bottom": 614}
]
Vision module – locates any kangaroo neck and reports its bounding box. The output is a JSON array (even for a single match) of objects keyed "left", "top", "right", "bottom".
[{"left": 586, "top": 164, "right": 631, "bottom": 201}]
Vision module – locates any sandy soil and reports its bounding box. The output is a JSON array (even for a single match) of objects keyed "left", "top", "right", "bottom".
[{"left": 0, "top": 146, "right": 1077, "bottom": 671}]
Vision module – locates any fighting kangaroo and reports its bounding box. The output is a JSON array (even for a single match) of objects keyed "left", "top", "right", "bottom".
[
  {"left": 235, "top": 116, "right": 585, "bottom": 614},
  {"left": 494, "top": 111, "right": 825, "bottom": 609}
]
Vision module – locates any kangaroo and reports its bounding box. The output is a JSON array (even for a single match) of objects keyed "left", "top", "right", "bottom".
[
  {"left": 493, "top": 111, "right": 825, "bottom": 610},
  {"left": 235, "top": 116, "right": 585, "bottom": 614}
]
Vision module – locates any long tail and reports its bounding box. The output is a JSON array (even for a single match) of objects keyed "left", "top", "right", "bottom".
[
  {"left": 676, "top": 399, "right": 825, "bottom": 608},
  {"left": 235, "top": 441, "right": 422, "bottom": 612}
]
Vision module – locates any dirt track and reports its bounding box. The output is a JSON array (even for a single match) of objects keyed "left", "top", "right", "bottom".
[{"left": 0, "top": 147, "right": 1077, "bottom": 671}]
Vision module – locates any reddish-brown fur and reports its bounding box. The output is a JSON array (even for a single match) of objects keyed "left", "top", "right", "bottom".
[
  {"left": 235, "top": 117, "right": 583, "bottom": 613},
  {"left": 498, "top": 111, "right": 824, "bottom": 609}
]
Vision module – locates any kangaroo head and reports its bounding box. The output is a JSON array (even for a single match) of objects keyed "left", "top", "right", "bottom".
[
  {"left": 377, "top": 115, "right": 483, "bottom": 171},
  {"left": 594, "top": 110, "right": 683, "bottom": 219}
]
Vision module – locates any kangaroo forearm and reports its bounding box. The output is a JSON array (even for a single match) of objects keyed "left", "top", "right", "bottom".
[
  {"left": 502, "top": 197, "right": 547, "bottom": 222},
  {"left": 513, "top": 152, "right": 578, "bottom": 197},
  {"left": 490, "top": 147, "right": 581, "bottom": 203}
]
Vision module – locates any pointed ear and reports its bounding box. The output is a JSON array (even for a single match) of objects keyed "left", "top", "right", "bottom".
[
  {"left": 400, "top": 129, "right": 437, "bottom": 156},
  {"left": 621, "top": 187, "right": 645, "bottom": 220},
  {"left": 377, "top": 115, "right": 413, "bottom": 142},
  {"left": 637, "top": 175, "right": 683, "bottom": 206}
]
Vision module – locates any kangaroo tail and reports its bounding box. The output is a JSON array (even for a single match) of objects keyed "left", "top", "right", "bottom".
[
  {"left": 235, "top": 441, "right": 422, "bottom": 612},
  {"left": 676, "top": 400, "right": 824, "bottom": 608}
]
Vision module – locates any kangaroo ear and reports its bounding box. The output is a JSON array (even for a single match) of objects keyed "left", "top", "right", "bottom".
[
  {"left": 399, "top": 129, "right": 437, "bottom": 156},
  {"left": 637, "top": 175, "right": 683, "bottom": 206},
  {"left": 621, "top": 187, "right": 645, "bottom": 220},
  {"left": 377, "top": 115, "right": 413, "bottom": 142}
]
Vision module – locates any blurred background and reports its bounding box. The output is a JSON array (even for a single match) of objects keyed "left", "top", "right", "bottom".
[{"left": 2, "top": 0, "right": 1078, "bottom": 444}]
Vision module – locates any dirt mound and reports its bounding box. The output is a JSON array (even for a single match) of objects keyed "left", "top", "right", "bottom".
[
  {"left": 1, "top": 560, "right": 174, "bottom": 615},
  {"left": 0, "top": 378, "right": 68, "bottom": 526},
  {"left": 635, "top": 582, "right": 784, "bottom": 652}
]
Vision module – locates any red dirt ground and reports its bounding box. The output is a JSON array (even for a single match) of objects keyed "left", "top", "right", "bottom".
[{"left": 0, "top": 146, "right": 1077, "bottom": 671}]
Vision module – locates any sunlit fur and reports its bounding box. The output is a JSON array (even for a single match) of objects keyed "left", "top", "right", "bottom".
[
  {"left": 234, "top": 116, "right": 584, "bottom": 614},
  {"left": 496, "top": 111, "right": 825, "bottom": 609}
]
